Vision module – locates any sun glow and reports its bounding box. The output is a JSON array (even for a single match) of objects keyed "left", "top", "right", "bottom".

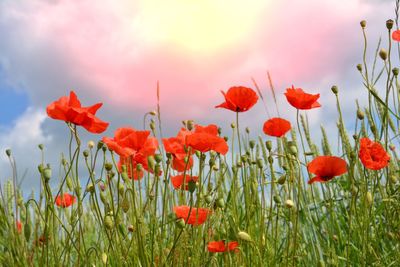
[{"left": 136, "top": 0, "right": 267, "bottom": 54}]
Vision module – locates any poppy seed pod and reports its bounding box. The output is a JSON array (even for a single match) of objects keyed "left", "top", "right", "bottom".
[
  {"left": 379, "top": 48, "right": 388, "bottom": 61},
  {"left": 154, "top": 154, "right": 163, "bottom": 163}
]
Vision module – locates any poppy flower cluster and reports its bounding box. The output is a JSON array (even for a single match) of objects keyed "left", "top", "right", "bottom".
[
  {"left": 55, "top": 193, "right": 76, "bottom": 208},
  {"left": 173, "top": 205, "right": 211, "bottom": 226},
  {"left": 102, "top": 127, "right": 158, "bottom": 179},
  {"left": 307, "top": 156, "right": 348, "bottom": 184},
  {"left": 358, "top": 137, "right": 390, "bottom": 170},
  {"left": 207, "top": 240, "right": 239, "bottom": 253},
  {"left": 215, "top": 86, "right": 258, "bottom": 112},
  {"left": 47, "top": 91, "right": 109, "bottom": 133},
  {"left": 186, "top": 124, "right": 228, "bottom": 155}
]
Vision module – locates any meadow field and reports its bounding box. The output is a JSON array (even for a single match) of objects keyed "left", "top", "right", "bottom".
[{"left": 1, "top": 10, "right": 400, "bottom": 267}]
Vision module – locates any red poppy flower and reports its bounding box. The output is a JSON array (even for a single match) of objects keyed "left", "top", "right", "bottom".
[
  {"left": 215, "top": 86, "right": 258, "bottom": 112},
  {"left": 392, "top": 30, "right": 400, "bottom": 41},
  {"left": 16, "top": 220, "right": 22, "bottom": 234},
  {"left": 263, "top": 117, "right": 291, "bottom": 137},
  {"left": 227, "top": 241, "right": 239, "bottom": 252},
  {"left": 163, "top": 128, "right": 194, "bottom": 172},
  {"left": 284, "top": 85, "right": 321, "bottom": 110},
  {"left": 47, "top": 91, "right": 109, "bottom": 133},
  {"left": 307, "top": 156, "right": 347, "bottom": 184},
  {"left": 173, "top": 205, "right": 211, "bottom": 225},
  {"left": 208, "top": 241, "right": 226, "bottom": 252},
  {"left": 359, "top": 138, "right": 390, "bottom": 170},
  {"left": 207, "top": 241, "right": 240, "bottom": 253},
  {"left": 186, "top": 124, "right": 228, "bottom": 155},
  {"left": 171, "top": 174, "right": 199, "bottom": 190},
  {"left": 55, "top": 193, "right": 76, "bottom": 208},
  {"left": 103, "top": 127, "right": 158, "bottom": 177}
]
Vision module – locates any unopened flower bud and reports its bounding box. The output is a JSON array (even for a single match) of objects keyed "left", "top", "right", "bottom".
[
  {"left": 188, "top": 180, "right": 197, "bottom": 193},
  {"left": 216, "top": 198, "right": 225, "bottom": 208},
  {"left": 356, "top": 64, "right": 363, "bottom": 72},
  {"left": 154, "top": 154, "right": 163, "bottom": 163},
  {"left": 97, "top": 141, "right": 104, "bottom": 150},
  {"left": 128, "top": 225, "right": 134, "bottom": 232},
  {"left": 386, "top": 19, "right": 394, "bottom": 30},
  {"left": 393, "top": 67, "right": 399, "bottom": 76},
  {"left": 104, "top": 215, "right": 114, "bottom": 229},
  {"left": 149, "top": 110, "right": 157, "bottom": 116},
  {"left": 83, "top": 150, "right": 89, "bottom": 158},
  {"left": 176, "top": 218, "right": 186, "bottom": 228},
  {"left": 187, "top": 120, "right": 194, "bottom": 131},
  {"left": 121, "top": 197, "right": 130, "bottom": 213},
  {"left": 379, "top": 48, "right": 388, "bottom": 61},
  {"left": 390, "top": 175, "right": 398, "bottom": 183},
  {"left": 150, "top": 121, "right": 156, "bottom": 131},
  {"left": 365, "top": 192, "right": 373, "bottom": 206},
  {"left": 360, "top": 20, "right": 366, "bottom": 28},
  {"left": 331, "top": 85, "right": 338, "bottom": 95},
  {"left": 88, "top": 141, "right": 95, "bottom": 149},
  {"left": 245, "top": 127, "right": 250, "bottom": 134},
  {"left": 105, "top": 162, "right": 113, "bottom": 171},
  {"left": 43, "top": 167, "right": 52, "bottom": 181},
  {"left": 218, "top": 127, "right": 222, "bottom": 135},
  {"left": 249, "top": 140, "right": 256, "bottom": 149},
  {"left": 223, "top": 136, "right": 228, "bottom": 141},
  {"left": 357, "top": 109, "right": 364, "bottom": 120},
  {"left": 273, "top": 195, "right": 281, "bottom": 204},
  {"left": 266, "top": 140, "right": 272, "bottom": 151},
  {"left": 86, "top": 183, "right": 95, "bottom": 193},
  {"left": 147, "top": 156, "right": 155, "bottom": 171},
  {"left": 289, "top": 145, "right": 297, "bottom": 156},
  {"left": 38, "top": 144, "right": 44, "bottom": 150},
  {"left": 278, "top": 175, "right": 286, "bottom": 185},
  {"left": 230, "top": 123, "right": 236, "bottom": 129},
  {"left": 205, "top": 195, "right": 213, "bottom": 204},
  {"left": 102, "top": 253, "right": 108, "bottom": 265},
  {"left": 5, "top": 149, "right": 11, "bottom": 157}
]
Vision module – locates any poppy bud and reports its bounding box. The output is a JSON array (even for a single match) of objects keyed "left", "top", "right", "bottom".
[
  {"left": 102, "top": 253, "right": 108, "bottom": 265},
  {"left": 176, "top": 218, "right": 186, "bottom": 229},
  {"left": 83, "top": 150, "right": 89, "bottom": 158},
  {"left": 109, "top": 171, "right": 115, "bottom": 179},
  {"left": 43, "top": 167, "right": 52, "bottom": 181},
  {"left": 257, "top": 159, "right": 263, "bottom": 169},
  {"left": 289, "top": 145, "right": 297, "bottom": 156},
  {"left": 24, "top": 221, "right": 31, "bottom": 241},
  {"left": 195, "top": 150, "right": 201, "bottom": 158},
  {"left": 147, "top": 156, "right": 155, "bottom": 171},
  {"left": 360, "top": 20, "right": 366, "bottom": 28},
  {"left": 285, "top": 199, "right": 294, "bottom": 209},
  {"left": 128, "top": 224, "right": 134, "bottom": 232},
  {"left": 118, "top": 183, "right": 125, "bottom": 195},
  {"left": 365, "top": 192, "right": 373, "bottom": 206},
  {"left": 187, "top": 120, "right": 194, "bottom": 131},
  {"left": 237, "top": 231, "right": 252, "bottom": 242},
  {"left": 100, "top": 192, "right": 108, "bottom": 205},
  {"left": 205, "top": 195, "right": 213, "bottom": 204},
  {"left": 218, "top": 127, "right": 222, "bottom": 135},
  {"left": 212, "top": 165, "right": 219, "bottom": 171},
  {"left": 154, "top": 154, "right": 163, "bottom": 163},
  {"left": 38, "top": 164, "right": 44, "bottom": 173},
  {"left": 188, "top": 180, "right": 197, "bottom": 193},
  {"left": 230, "top": 123, "right": 236, "bottom": 129},
  {"left": 268, "top": 156, "right": 273, "bottom": 164},
  {"left": 224, "top": 136, "right": 228, "bottom": 141},
  {"left": 75, "top": 185, "right": 81, "bottom": 197},
  {"left": 357, "top": 109, "right": 364, "bottom": 120},
  {"left": 249, "top": 140, "right": 255, "bottom": 149},
  {"left": 97, "top": 141, "right": 104, "bottom": 150},
  {"left": 104, "top": 215, "right": 114, "bottom": 229},
  {"left": 356, "top": 64, "right": 362, "bottom": 72},
  {"left": 331, "top": 85, "right": 338, "bottom": 95},
  {"left": 104, "top": 162, "right": 113, "bottom": 171},
  {"left": 216, "top": 198, "right": 225, "bottom": 208},
  {"left": 379, "top": 48, "right": 388, "bottom": 61},
  {"left": 150, "top": 110, "right": 157, "bottom": 116},
  {"left": 393, "top": 67, "right": 399, "bottom": 76},
  {"left": 277, "top": 175, "right": 286, "bottom": 185},
  {"left": 245, "top": 127, "right": 250, "bottom": 134},
  {"left": 352, "top": 134, "right": 358, "bottom": 141},
  {"left": 88, "top": 140, "right": 95, "bottom": 149},
  {"left": 273, "top": 195, "right": 281, "bottom": 204},
  {"left": 390, "top": 175, "right": 398, "bottom": 183},
  {"left": 102, "top": 146, "right": 107, "bottom": 152},
  {"left": 5, "top": 149, "right": 11, "bottom": 157},
  {"left": 386, "top": 19, "right": 394, "bottom": 30},
  {"left": 86, "top": 183, "right": 95, "bottom": 193},
  {"left": 266, "top": 141, "right": 272, "bottom": 151},
  {"left": 38, "top": 144, "right": 44, "bottom": 150},
  {"left": 121, "top": 197, "right": 130, "bottom": 213}
]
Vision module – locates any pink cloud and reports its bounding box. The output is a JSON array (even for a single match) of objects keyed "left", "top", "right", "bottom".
[{"left": 1, "top": 0, "right": 381, "bottom": 118}]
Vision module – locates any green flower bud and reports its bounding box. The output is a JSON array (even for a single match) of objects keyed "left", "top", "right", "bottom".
[
  {"left": 237, "top": 231, "right": 252, "bottom": 242},
  {"left": 121, "top": 197, "right": 130, "bottom": 213},
  {"left": 187, "top": 120, "right": 194, "bottom": 131},
  {"left": 216, "top": 198, "right": 225, "bottom": 208},
  {"left": 86, "top": 183, "right": 95, "bottom": 193},
  {"left": 147, "top": 156, "right": 155, "bottom": 171},
  {"left": 379, "top": 48, "right": 388, "bottom": 61},
  {"left": 104, "top": 216, "right": 114, "bottom": 229},
  {"left": 205, "top": 195, "right": 213, "bottom": 204},
  {"left": 365, "top": 192, "right": 373, "bottom": 206},
  {"left": 154, "top": 154, "right": 163, "bottom": 163},
  {"left": 357, "top": 109, "right": 364, "bottom": 120},
  {"left": 43, "top": 167, "right": 52, "bottom": 181},
  {"left": 176, "top": 218, "right": 186, "bottom": 229},
  {"left": 230, "top": 123, "right": 236, "bottom": 129},
  {"left": 83, "top": 150, "right": 89, "bottom": 158},
  {"left": 356, "top": 64, "right": 362, "bottom": 72},
  {"left": 249, "top": 140, "right": 256, "bottom": 149},
  {"left": 277, "top": 175, "right": 286, "bottom": 185},
  {"left": 331, "top": 85, "right": 338, "bottom": 95},
  {"left": 38, "top": 144, "right": 44, "bottom": 150},
  {"left": 5, "top": 149, "right": 11, "bottom": 157},
  {"left": 188, "top": 180, "right": 197, "bottom": 193},
  {"left": 273, "top": 195, "right": 281, "bottom": 204},
  {"left": 360, "top": 20, "right": 366, "bottom": 28},
  {"left": 97, "top": 141, "right": 104, "bottom": 150},
  {"left": 266, "top": 140, "right": 272, "bottom": 151},
  {"left": 393, "top": 67, "right": 399, "bottom": 76},
  {"left": 386, "top": 19, "right": 394, "bottom": 30}
]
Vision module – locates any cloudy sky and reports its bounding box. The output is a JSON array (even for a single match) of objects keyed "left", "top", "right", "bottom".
[{"left": 0, "top": 0, "right": 396, "bottom": 190}]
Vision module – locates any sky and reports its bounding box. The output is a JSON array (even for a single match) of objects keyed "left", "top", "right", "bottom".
[{"left": 0, "top": 0, "right": 396, "bottom": 190}]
